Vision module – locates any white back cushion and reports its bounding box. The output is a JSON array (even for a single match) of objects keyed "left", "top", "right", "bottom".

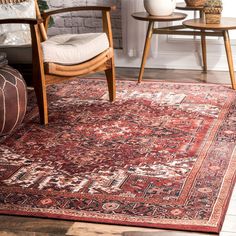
[{"left": 0, "top": 0, "right": 36, "bottom": 46}]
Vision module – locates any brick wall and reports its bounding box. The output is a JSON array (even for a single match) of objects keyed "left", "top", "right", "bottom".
[{"left": 47, "top": 0, "right": 122, "bottom": 49}]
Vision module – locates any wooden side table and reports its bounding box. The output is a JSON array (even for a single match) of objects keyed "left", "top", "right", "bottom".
[
  {"left": 132, "top": 12, "right": 187, "bottom": 83},
  {"left": 133, "top": 3, "right": 236, "bottom": 87},
  {"left": 183, "top": 18, "right": 236, "bottom": 90}
]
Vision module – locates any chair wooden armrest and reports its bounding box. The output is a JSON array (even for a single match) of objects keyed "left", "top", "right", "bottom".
[
  {"left": 0, "top": 18, "right": 39, "bottom": 25},
  {"left": 42, "top": 6, "right": 112, "bottom": 19}
]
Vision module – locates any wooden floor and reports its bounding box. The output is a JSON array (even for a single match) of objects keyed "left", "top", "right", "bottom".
[{"left": 0, "top": 68, "right": 235, "bottom": 236}]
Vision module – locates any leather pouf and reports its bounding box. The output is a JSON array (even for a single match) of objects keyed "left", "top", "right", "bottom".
[{"left": 0, "top": 66, "right": 27, "bottom": 136}]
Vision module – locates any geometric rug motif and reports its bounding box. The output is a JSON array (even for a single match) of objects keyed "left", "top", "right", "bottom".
[{"left": 0, "top": 79, "right": 235, "bottom": 233}]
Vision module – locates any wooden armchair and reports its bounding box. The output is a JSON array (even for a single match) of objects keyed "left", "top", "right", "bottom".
[{"left": 0, "top": 0, "right": 116, "bottom": 125}]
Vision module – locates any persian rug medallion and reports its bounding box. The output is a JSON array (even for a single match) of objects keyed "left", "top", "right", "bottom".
[{"left": 0, "top": 79, "right": 235, "bottom": 233}]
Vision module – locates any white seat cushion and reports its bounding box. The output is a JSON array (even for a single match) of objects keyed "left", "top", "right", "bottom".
[{"left": 41, "top": 33, "right": 110, "bottom": 65}]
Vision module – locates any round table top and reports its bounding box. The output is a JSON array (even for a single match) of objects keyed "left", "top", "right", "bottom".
[
  {"left": 132, "top": 12, "right": 187, "bottom": 22},
  {"left": 176, "top": 2, "right": 204, "bottom": 11},
  {"left": 183, "top": 18, "right": 236, "bottom": 30}
]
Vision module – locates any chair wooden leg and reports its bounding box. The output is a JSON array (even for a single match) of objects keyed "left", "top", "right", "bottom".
[
  {"left": 30, "top": 24, "right": 49, "bottom": 125},
  {"left": 33, "top": 66, "right": 49, "bottom": 125},
  {"left": 105, "top": 58, "right": 116, "bottom": 102}
]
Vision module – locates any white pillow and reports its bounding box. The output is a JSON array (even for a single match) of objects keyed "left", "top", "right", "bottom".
[{"left": 0, "top": 0, "right": 36, "bottom": 46}]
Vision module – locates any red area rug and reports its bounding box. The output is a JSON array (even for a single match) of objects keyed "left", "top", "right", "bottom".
[{"left": 0, "top": 79, "right": 236, "bottom": 233}]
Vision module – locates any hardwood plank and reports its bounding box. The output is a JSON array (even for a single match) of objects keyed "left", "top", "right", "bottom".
[
  {"left": 66, "top": 223, "right": 214, "bottom": 236},
  {"left": 66, "top": 223, "right": 163, "bottom": 236},
  {"left": 0, "top": 216, "right": 73, "bottom": 235},
  {"left": 88, "top": 67, "right": 231, "bottom": 85},
  {"left": 122, "top": 233, "right": 214, "bottom": 236},
  {"left": 0, "top": 230, "right": 65, "bottom": 236},
  {"left": 0, "top": 231, "right": 32, "bottom": 236}
]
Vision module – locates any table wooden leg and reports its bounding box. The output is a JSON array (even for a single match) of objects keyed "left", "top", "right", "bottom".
[
  {"left": 138, "top": 21, "right": 154, "bottom": 83},
  {"left": 201, "top": 30, "right": 207, "bottom": 72},
  {"left": 223, "top": 30, "right": 236, "bottom": 90},
  {"left": 200, "top": 11, "right": 207, "bottom": 72}
]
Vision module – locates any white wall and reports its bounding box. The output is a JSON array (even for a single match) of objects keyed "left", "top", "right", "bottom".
[{"left": 116, "top": 0, "right": 236, "bottom": 71}]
